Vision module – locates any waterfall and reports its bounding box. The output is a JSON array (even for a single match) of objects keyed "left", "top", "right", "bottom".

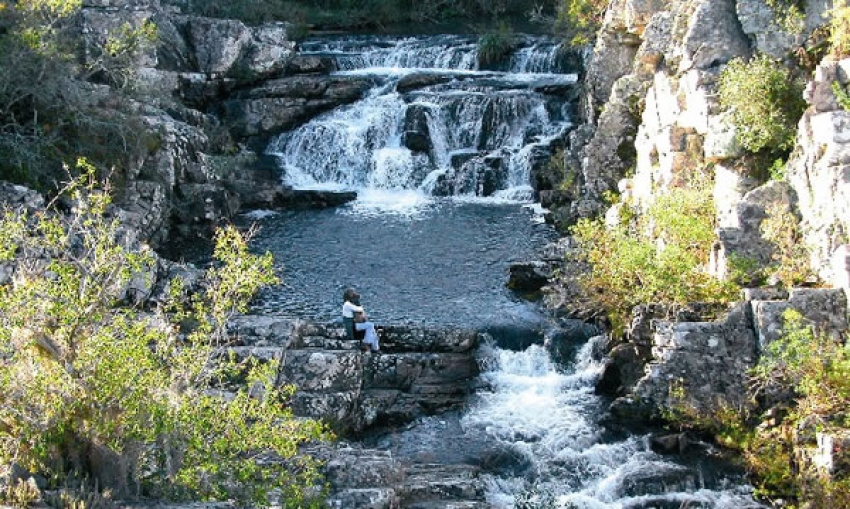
[
  {"left": 267, "top": 34, "right": 577, "bottom": 202},
  {"left": 462, "top": 340, "right": 765, "bottom": 508},
  {"left": 454, "top": 337, "right": 761, "bottom": 509}
]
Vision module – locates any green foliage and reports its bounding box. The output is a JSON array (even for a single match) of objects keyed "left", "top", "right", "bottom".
[
  {"left": 555, "top": 0, "right": 608, "bottom": 45},
  {"left": 1, "top": 478, "right": 41, "bottom": 508},
  {"left": 168, "top": 0, "right": 555, "bottom": 30},
  {"left": 90, "top": 19, "right": 158, "bottom": 89},
  {"left": 571, "top": 177, "right": 739, "bottom": 329},
  {"left": 0, "top": 0, "right": 156, "bottom": 188},
  {"left": 752, "top": 309, "right": 850, "bottom": 415},
  {"left": 746, "top": 309, "right": 850, "bottom": 499},
  {"left": 834, "top": 81, "right": 850, "bottom": 111},
  {"left": 760, "top": 203, "right": 814, "bottom": 289},
  {"left": 764, "top": 0, "right": 804, "bottom": 34},
  {"left": 0, "top": 164, "right": 329, "bottom": 505},
  {"left": 718, "top": 55, "right": 806, "bottom": 155},
  {"left": 830, "top": 4, "right": 850, "bottom": 58},
  {"left": 477, "top": 23, "right": 516, "bottom": 69},
  {"left": 726, "top": 253, "right": 766, "bottom": 287}
]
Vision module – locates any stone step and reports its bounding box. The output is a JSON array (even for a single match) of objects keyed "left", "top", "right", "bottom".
[{"left": 399, "top": 464, "right": 485, "bottom": 506}]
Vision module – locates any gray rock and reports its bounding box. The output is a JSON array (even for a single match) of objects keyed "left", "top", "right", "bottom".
[
  {"left": 272, "top": 189, "right": 358, "bottom": 210},
  {"left": 787, "top": 59, "right": 850, "bottom": 281},
  {"left": 507, "top": 261, "right": 552, "bottom": 295},
  {"left": 223, "top": 76, "right": 372, "bottom": 139},
  {"left": 613, "top": 303, "right": 758, "bottom": 420},
  {"left": 397, "top": 73, "right": 453, "bottom": 93},
  {"left": 286, "top": 55, "right": 337, "bottom": 75},
  {"left": 752, "top": 288, "right": 848, "bottom": 350},
  {"left": 0, "top": 182, "right": 45, "bottom": 210}
]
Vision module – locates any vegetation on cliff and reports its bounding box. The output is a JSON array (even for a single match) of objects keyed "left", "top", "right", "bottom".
[
  {"left": 0, "top": 0, "right": 157, "bottom": 190},
  {"left": 571, "top": 175, "right": 739, "bottom": 330},
  {"left": 718, "top": 54, "right": 806, "bottom": 158},
  {"left": 168, "top": 0, "right": 558, "bottom": 31},
  {"left": 0, "top": 164, "right": 329, "bottom": 506}
]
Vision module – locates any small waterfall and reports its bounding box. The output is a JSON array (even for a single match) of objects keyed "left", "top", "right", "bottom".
[
  {"left": 461, "top": 340, "right": 764, "bottom": 508},
  {"left": 299, "top": 35, "right": 476, "bottom": 71},
  {"left": 268, "top": 34, "right": 577, "bottom": 202},
  {"left": 509, "top": 42, "right": 566, "bottom": 74}
]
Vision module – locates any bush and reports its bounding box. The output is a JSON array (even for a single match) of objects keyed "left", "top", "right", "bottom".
[
  {"left": 555, "top": 0, "right": 608, "bottom": 45},
  {"left": 0, "top": 0, "right": 157, "bottom": 189},
  {"left": 477, "top": 23, "right": 516, "bottom": 69},
  {"left": 718, "top": 55, "right": 806, "bottom": 155},
  {"left": 830, "top": 4, "right": 850, "bottom": 57},
  {"left": 571, "top": 177, "right": 739, "bottom": 330},
  {"left": 0, "top": 163, "right": 329, "bottom": 505},
  {"left": 759, "top": 203, "right": 814, "bottom": 289}
]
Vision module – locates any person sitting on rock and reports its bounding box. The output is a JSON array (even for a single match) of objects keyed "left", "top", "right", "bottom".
[{"left": 342, "top": 288, "right": 381, "bottom": 353}]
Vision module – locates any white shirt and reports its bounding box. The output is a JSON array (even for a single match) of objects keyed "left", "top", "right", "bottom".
[{"left": 342, "top": 300, "right": 364, "bottom": 318}]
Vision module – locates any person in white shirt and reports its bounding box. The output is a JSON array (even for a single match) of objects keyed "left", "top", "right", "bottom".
[{"left": 342, "top": 288, "right": 380, "bottom": 353}]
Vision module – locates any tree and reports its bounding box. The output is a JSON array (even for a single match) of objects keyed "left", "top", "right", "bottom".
[{"left": 0, "top": 161, "right": 329, "bottom": 505}]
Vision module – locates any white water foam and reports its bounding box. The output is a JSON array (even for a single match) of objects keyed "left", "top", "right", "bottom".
[
  {"left": 460, "top": 341, "right": 763, "bottom": 508},
  {"left": 267, "top": 35, "right": 578, "bottom": 210}
]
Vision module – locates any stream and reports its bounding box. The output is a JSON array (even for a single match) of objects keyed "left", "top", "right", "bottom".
[{"left": 243, "top": 33, "right": 765, "bottom": 508}]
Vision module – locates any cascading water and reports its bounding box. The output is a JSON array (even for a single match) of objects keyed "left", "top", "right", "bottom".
[
  {"left": 464, "top": 340, "right": 764, "bottom": 508},
  {"left": 371, "top": 337, "right": 765, "bottom": 508},
  {"left": 255, "top": 33, "right": 765, "bottom": 508},
  {"left": 266, "top": 34, "right": 576, "bottom": 203}
]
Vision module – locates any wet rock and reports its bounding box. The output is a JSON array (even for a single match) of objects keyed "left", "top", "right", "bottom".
[
  {"left": 286, "top": 55, "right": 337, "bottom": 75},
  {"left": 223, "top": 76, "right": 372, "bottom": 139},
  {"left": 272, "top": 188, "right": 358, "bottom": 210},
  {"left": 402, "top": 104, "right": 433, "bottom": 153},
  {"left": 507, "top": 261, "right": 552, "bottom": 295},
  {"left": 545, "top": 323, "right": 604, "bottom": 366},
  {"left": 397, "top": 73, "right": 453, "bottom": 93},
  {"left": 598, "top": 343, "right": 648, "bottom": 397},
  {"left": 403, "top": 132, "right": 432, "bottom": 153},
  {"left": 449, "top": 151, "right": 480, "bottom": 170},
  {"left": 649, "top": 432, "right": 701, "bottom": 454}
]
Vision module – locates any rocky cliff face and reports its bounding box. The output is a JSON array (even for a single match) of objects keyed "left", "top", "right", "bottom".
[
  {"left": 551, "top": 0, "right": 850, "bottom": 421},
  {"left": 76, "top": 0, "right": 367, "bottom": 247}
]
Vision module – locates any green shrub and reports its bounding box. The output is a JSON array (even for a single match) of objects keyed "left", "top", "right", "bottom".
[
  {"left": 477, "top": 23, "right": 516, "bottom": 69},
  {"left": 571, "top": 177, "right": 739, "bottom": 330},
  {"left": 764, "top": 0, "right": 805, "bottom": 34},
  {"left": 834, "top": 81, "right": 850, "bottom": 111},
  {"left": 718, "top": 55, "right": 806, "bottom": 155},
  {"left": 0, "top": 163, "right": 330, "bottom": 505},
  {"left": 760, "top": 203, "right": 814, "bottom": 289},
  {"left": 555, "top": 0, "right": 608, "bottom": 45},
  {"left": 830, "top": 5, "right": 850, "bottom": 57},
  {"left": 747, "top": 309, "right": 850, "bottom": 500}
]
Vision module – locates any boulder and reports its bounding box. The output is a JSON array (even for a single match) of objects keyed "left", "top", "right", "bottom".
[
  {"left": 612, "top": 303, "right": 759, "bottom": 420},
  {"left": 401, "top": 104, "right": 433, "bottom": 153},
  {"left": 272, "top": 189, "right": 358, "bottom": 209},
  {"left": 286, "top": 55, "right": 337, "bottom": 75},
  {"left": 507, "top": 261, "right": 552, "bottom": 295},
  {"left": 397, "top": 73, "right": 453, "bottom": 93}
]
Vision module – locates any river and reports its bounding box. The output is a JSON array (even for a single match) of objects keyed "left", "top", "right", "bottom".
[{"left": 242, "top": 33, "right": 765, "bottom": 508}]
